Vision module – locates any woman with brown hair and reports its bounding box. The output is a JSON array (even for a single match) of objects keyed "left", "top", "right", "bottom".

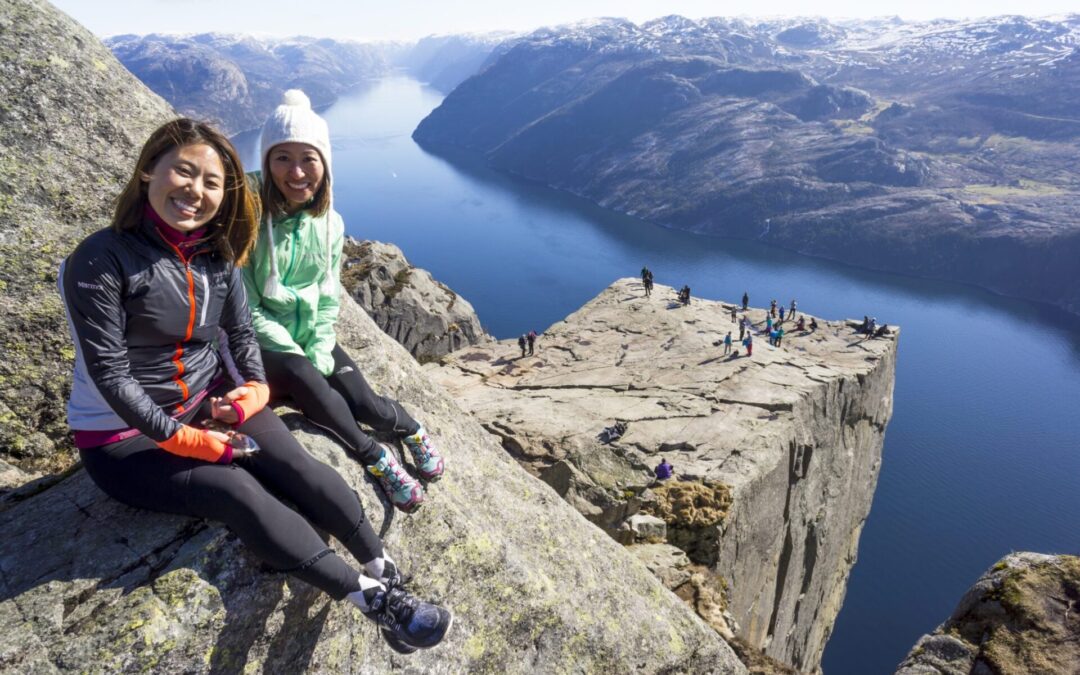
[{"left": 59, "top": 118, "right": 451, "bottom": 653}]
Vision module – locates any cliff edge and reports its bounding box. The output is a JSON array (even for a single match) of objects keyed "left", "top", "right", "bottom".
[{"left": 427, "top": 279, "right": 899, "bottom": 672}]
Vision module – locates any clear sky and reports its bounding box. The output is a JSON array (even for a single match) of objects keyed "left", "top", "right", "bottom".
[{"left": 51, "top": 0, "right": 1078, "bottom": 41}]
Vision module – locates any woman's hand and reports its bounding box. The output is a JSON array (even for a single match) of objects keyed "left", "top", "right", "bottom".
[
  {"left": 210, "top": 385, "right": 250, "bottom": 425},
  {"left": 205, "top": 429, "right": 233, "bottom": 445}
]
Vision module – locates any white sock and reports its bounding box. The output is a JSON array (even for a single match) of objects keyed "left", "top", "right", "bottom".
[
  {"left": 345, "top": 574, "right": 385, "bottom": 613},
  {"left": 363, "top": 553, "right": 398, "bottom": 584}
]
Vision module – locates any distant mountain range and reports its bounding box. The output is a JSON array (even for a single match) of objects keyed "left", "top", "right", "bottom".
[
  {"left": 106, "top": 32, "right": 506, "bottom": 133},
  {"left": 414, "top": 15, "right": 1080, "bottom": 315}
]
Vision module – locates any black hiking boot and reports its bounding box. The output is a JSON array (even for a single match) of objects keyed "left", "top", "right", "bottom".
[
  {"left": 366, "top": 586, "right": 452, "bottom": 651},
  {"left": 379, "top": 566, "right": 418, "bottom": 654}
]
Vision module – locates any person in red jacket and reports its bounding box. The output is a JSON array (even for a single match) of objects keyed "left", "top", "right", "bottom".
[{"left": 60, "top": 119, "right": 450, "bottom": 653}]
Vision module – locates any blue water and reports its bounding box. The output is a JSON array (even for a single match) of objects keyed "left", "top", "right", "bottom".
[{"left": 236, "top": 77, "right": 1080, "bottom": 674}]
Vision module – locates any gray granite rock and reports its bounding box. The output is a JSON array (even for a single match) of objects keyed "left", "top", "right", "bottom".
[
  {"left": 629, "top": 514, "right": 668, "bottom": 541},
  {"left": 427, "top": 278, "right": 899, "bottom": 672},
  {"left": 342, "top": 239, "right": 491, "bottom": 362},
  {"left": 0, "top": 0, "right": 175, "bottom": 473},
  {"left": 0, "top": 297, "right": 745, "bottom": 674}
]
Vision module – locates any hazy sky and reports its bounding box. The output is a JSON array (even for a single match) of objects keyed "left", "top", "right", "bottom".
[{"left": 52, "top": 0, "right": 1077, "bottom": 41}]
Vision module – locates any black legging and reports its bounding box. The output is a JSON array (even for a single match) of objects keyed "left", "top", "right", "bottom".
[
  {"left": 261, "top": 344, "right": 418, "bottom": 465},
  {"left": 80, "top": 392, "right": 383, "bottom": 600}
]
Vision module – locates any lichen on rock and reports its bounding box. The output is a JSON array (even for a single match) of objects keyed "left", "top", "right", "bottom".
[
  {"left": 896, "top": 552, "right": 1080, "bottom": 675},
  {"left": 646, "top": 480, "right": 733, "bottom": 528}
]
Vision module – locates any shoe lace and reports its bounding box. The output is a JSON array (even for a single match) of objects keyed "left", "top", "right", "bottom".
[
  {"left": 378, "top": 447, "right": 414, "bottom": 491},
  {"left": 379, "top": 587, "right": 418, "bottom": 631},
  {"left": 406, "top": 433, "right": 434, "bottom": 461}
]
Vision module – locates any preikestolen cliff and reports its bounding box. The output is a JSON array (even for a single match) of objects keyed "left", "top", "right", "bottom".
[{"left": 2, "top": 0, "right": 1079, "bottom": 673}]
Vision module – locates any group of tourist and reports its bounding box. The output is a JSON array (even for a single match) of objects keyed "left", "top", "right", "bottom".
[
  {"left": 60, "top": 91, "right": 452, "bottom": 652},
  {"left": 858, "top": 315, "right": 892, "bottom": 338}
]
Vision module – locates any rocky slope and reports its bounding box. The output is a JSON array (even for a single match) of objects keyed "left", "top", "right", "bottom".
[
  {"left": 426, "top": 279, "right": 899, "bottom": 672},
  {"left": 0, "top": 296, "right": 746, "bottom": 674},
  {"left": 0, "top": 0, "right": 174, "bottom": 476},
  {"left": 896, "top": 553, "right": 1080, "bottom": 674},
  {"left": 413, "top": 15, "right": 1080, "bottom": 316},
  {"left": 0, "top": 3, "right": 746, "bottom": 671},
  {"left": 106, "top": 33, "right": 392, "bottom": 134},
  {"left": 341, "top": 238, "right": 491, "bottom": 361}
]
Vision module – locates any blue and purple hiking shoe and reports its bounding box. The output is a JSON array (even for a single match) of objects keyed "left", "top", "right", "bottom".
[
  {"left": 367, "top": 586, "right": 453, "bottom": 651},
  {"left": 366, "top": 443, "right": 424, "bottom": 513},
  {"left": 402, "top": 425, "right": 444, "bottom": 481}
]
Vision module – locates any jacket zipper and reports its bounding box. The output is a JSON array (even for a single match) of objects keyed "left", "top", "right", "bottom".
[
  {"left": 156, "top": 230, "right": 207, "bottom": 409},
  {"left": 279, "top": 219, "right": 303, "bottom": 340}
]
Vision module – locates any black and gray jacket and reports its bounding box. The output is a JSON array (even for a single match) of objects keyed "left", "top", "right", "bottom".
[{"left": 60, "top": 218, "right": 265, "bottom": 442}]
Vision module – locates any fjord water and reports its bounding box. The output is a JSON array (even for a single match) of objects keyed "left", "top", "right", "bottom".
[{"left": 235, "top": 77, "right": 1080, "bottom": 673}]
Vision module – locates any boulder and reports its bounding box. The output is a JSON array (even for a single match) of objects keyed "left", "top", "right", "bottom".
[
  {"left": 342, "top": 238, "right": 491, "bottom": 362},
  {"left": 628, "top": 514, "right": 667, "bottom": 541}
]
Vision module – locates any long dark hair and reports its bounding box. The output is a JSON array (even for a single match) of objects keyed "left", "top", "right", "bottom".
[{"left": 113, "top": 119, "right": 259, "bottom": 266}]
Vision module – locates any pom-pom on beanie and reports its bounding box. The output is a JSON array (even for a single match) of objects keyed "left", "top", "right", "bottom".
[{"left": 259, "top": 89, "right": 336, "bottom": 298}]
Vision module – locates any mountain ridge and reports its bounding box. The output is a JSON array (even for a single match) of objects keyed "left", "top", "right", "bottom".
[{"left": 414, "top": 13, "right": 1080, "bottom": 317}]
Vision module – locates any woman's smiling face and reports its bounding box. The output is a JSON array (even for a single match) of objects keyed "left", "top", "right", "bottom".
[
  {"left": 268, "top": 142, "right": 325, "bottom": 213},
  {"left": 142, "top": 143, "right": 225, "bottom": 233}
]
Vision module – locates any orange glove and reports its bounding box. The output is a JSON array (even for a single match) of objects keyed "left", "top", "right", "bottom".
[
  {"left": 157, "top": 424, "right": 231, "bottom": 464},
  {"left": 230, "top": 381, "right": 270, "bottom": 425}
]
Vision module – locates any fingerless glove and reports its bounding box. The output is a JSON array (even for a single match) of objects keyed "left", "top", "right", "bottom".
[
  {"left": 230, "top": 381, "right": 271, "bottom": 425},
  {"left": 157, "top": 424, "right": 232, "bottom": 464}
]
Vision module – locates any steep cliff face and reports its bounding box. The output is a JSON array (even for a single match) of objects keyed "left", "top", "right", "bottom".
[
  {"left": 0, "top": 0, "right": 174, "bottom": 476},
  {"left": 341, "top": 239, "right": 491, "bottom": 361},
  {"left": 427, "top": 279, "right": 898, "bottom": 672},
  {"left": 896, "top": 553, "right": 1080, "bottom": 674},
  {"left": 0, "top": 298, "right": 746, "bottom": 673}
]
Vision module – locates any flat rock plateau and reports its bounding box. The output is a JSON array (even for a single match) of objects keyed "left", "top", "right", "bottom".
[{"left": 427, "top": 279, "right": 899, "bottom": 672}]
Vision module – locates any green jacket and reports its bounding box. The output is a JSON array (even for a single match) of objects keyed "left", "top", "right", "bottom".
[{"left": 243, "top": 172, "right": 344, "bottom": 376}]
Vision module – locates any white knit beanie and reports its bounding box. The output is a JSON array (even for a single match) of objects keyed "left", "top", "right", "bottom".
[{"left": 259, "top": 89, "right": 336, "bottom": 297}]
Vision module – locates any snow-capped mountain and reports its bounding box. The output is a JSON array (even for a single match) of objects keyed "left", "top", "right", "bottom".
[
  {"left": 415, "top": 14, "right": 1080, "bottom": 322},
  {"left": 107, "top": 32, "right": 507, "bottom": 133},
  {"left": 107, "top": 33, "right": 394, "bottom": 134}
]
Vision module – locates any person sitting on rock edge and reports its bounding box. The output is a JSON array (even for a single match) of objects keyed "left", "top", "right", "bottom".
[
  {"left": 243, "top": 90, "right": 443, "bottom": 514},
  {"left": 59, "top": 118, "right": 451, "bottom": 653},
  {"left": 655, "top": 458, "right": 673, "bottom": 480}
]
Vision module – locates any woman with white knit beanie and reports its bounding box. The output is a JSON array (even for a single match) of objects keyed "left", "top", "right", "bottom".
[{"left": 242, "top": 90, "right": 444, "bottom": 515}]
